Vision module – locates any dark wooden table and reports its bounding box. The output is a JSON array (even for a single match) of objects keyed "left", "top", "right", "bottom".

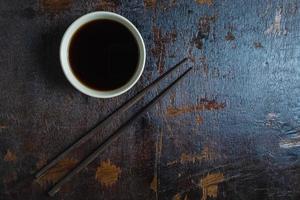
[{"left": 1, "top": 0, "right": 300, "bottom": 199}]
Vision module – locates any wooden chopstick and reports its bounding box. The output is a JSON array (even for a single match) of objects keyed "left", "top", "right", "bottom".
[
  {"left": 35, "top": 58, "right": 188, "bottom": 179},
  {"left": 48, "top": 67, "right": 192, "bottom": 196}
]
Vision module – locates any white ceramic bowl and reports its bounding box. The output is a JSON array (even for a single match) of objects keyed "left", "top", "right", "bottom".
[{"left": 60, "top": 12, "right": 146, "bottom": 98}]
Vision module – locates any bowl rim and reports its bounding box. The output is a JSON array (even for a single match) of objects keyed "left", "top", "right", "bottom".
[{"left": 60, "top": 11, "right": 146, "bottom": 98}]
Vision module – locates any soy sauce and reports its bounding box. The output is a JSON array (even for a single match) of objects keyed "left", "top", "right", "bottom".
[{"left": 69, "top": 19, "right": 139, "bottom": 91}]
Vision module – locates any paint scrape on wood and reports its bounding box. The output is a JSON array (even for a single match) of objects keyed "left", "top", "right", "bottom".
[
  {"left": 200, "top": 56, "right": 209, "bottom": 76},
  {"left": 167, "top": 146, "right": 217, "bottom": 166},
  {"left": 144, "top": 0, "right": 157, "bottom": 8},
  {"left": 150, "top": 175, "right": 157, "bottom": 192},
  {"left": 225, "top": 31, "right": 235, "bottom": 41},
  {"left": 98, "top": 0, "right": 120, "bottom": 12},
  {"left": 279, "top": 132, "right": 300, "bottom": 149},
  {"left": 152, "top": 26, "right": 177, "bottom": 74},
  {"left": 173, "top": 193, "right": 181, "bottom": 200},
  {"left": 4, "top": 149, "right": 17, "bottom": 162},
  {"left": 153, "top": 131, "right": 163, "bottom": 197},
  {"left": 40, "top": 0, "right": 71, "bottom": 12},
  {"left": 0, "top": 125, "right": 7, "bottom": 129},
  {"left": 36, "top": 158, "right": 77, "bottom": 187},
  {"left": 95, "top": 160, "right": 121, "bottom": 187},
  {"left": 194, "top": 15, "right": 217, "bottom": 49},
  {"left": 200, "top": 172, "right": 224, "bottom": 200},
  {"left": 265, "top": 112, "right": 281, "bottom": 127},
  {"left": 166, "top": 99, "right": 225, "bottom": 117},
  {"left": 195, "top": 0, "right": 213, "bottom": 6},
  {"left": 265, "top": 8, "right": 287, "bottom": 35},
  {"left": 254, "top": 42, "right": 263, "bottom": 48},
  {"left": 181, "top": 147, "right": 216, "bottom": 163},
  {"left": 196, "top": 115, "right": 204, "bottom": 124}
]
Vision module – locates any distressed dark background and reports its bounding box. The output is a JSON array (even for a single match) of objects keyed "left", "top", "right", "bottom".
[{"left": 1, "top": 0, "right": 300, "bottom": 199}]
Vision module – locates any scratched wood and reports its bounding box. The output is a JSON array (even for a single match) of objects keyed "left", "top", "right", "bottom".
[{"left": 1, "top": 0, "right": 300, "bottom": 199}]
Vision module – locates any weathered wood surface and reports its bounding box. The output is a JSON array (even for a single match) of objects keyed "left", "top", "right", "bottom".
[{"left": 1, "top": 0, "right": 300, "bottom": 199}]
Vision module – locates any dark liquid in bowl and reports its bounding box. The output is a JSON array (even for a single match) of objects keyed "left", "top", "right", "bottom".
[{"left": 69, "top": 19, "right": 139, "bottom": 91}]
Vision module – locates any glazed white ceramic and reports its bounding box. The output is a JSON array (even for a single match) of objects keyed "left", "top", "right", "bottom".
[{"left": 60, "top": 11, "right": 146, "bottom": 98}]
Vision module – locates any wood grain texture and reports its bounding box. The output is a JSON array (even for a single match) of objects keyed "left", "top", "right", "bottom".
[{"left": 1, "top": 0, "right": 300, "bottom": 199}]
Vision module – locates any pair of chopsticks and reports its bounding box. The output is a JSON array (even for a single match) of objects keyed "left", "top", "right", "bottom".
[{"left": 35, "top": 58, "right": 191, "bottom": 196}]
